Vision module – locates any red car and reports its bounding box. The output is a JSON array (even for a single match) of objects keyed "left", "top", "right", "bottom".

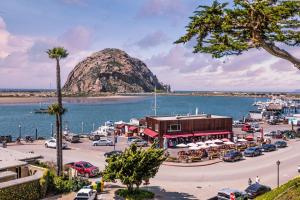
[
  {"left": 68, "top": 161, "right": 99, "bottom": 178},
  {"left": 241, "top": 124, "right": 254, "bottom": 133}
]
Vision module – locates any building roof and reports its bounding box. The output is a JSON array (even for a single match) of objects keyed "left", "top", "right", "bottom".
[
  {"left": 0, "top": 147, "right": 42, "bottom": 170},
  {"left": 148, "top": 114, "right": 231, "bottom": 121}
]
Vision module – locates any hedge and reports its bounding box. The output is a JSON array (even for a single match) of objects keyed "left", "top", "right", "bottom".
[{"left": 0, "top": 179, "right": 41, "bottom": 200}]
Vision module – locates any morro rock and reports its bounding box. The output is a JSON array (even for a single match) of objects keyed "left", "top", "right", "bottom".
[{"left": 63, "top": 48, "right": 167, "bottom": 94}]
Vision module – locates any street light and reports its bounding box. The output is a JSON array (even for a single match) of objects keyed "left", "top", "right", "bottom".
[
  {"left": 81, "top": 121, "right": 84, "bottom": 134},
  {"left": 276, "top": 160, "right": 281, "bottom": 188},
  {"left": 18, "top": 124, "right": 21, "bottom": 138}
]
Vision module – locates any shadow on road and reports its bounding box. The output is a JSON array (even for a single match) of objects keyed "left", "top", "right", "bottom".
[{"left": 143, "top": 186, "right": 198, "bottom": 200}]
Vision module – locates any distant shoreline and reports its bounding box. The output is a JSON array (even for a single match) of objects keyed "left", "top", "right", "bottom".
[{"left": 1, "top": 91, "right": 300, "bottom": 104}]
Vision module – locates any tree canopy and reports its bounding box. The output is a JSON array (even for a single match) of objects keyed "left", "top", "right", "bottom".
[
  {"left": 102, "top": 143, "right": 166, "bottom": 193},
  {"left": 175, "top": 0, "right": 300, "bottom": 69},
  {"left": 46, "top": 47, "right": 69, "bottom": 60}
]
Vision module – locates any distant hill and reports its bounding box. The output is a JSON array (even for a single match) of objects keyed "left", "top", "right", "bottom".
[{"left": 63, "top": 48, "right": 168, "bottom": 94}]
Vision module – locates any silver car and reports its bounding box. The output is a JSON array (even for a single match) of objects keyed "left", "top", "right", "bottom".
[
  {"left": 92, "top": 139, "right": 113, "bottom": 146},
  {"left": 129, "top": 139, "right": 148, "bottom": 147}
]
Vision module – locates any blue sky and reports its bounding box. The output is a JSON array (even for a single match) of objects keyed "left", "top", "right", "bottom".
[{"left": 0, "top": 0, "right": 299, "bottom": 91}]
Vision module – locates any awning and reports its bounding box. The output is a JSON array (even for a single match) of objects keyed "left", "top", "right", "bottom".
[
  {"left": 245, "top": 135, "right": 254, "bottom": 140},
  {"left": 128, "top": 126, "right": 138, "bottom": 131},
  {"left": 164, "top": 133, "right": 193, "bottom": 139},
  {"left": 193, "top": 131, "right": 231, "bottom": 137},
  {"left": 143, "top": 128, "right": 158, "bottom": 138}
]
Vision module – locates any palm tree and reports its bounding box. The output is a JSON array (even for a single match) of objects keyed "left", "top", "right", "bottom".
[{"left": 47, "top": 47, "right": 68, "bottom": 176}]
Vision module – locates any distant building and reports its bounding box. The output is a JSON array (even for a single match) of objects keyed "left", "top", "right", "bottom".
[{"left": 143, "top": 114, "right": 233, "bottom": 147}]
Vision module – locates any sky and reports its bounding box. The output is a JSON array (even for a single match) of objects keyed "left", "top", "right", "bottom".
[{"left": 0, "top": 0, "right": 299, "bottom": 92}]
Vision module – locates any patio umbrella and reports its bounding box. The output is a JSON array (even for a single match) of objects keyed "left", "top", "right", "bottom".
[
  {"left": 222, "top": 138, "right": 230, "bottom": 142},
  {"left": 196, "top": 142, "right": 205, "bottom": 146},
  {"left": 213, "top": 139, "right": 224, "bottom": 144},
  {"left": 176, "top": 143, "right": 188, "bottom": 148},
  {"left": 237, "top": 138, "right": 247, "bottom": 142},
  {"left": 209, "top": 143, "right": 220, "bottom": 147},
  {"left": 189, "top": 146, "right": 201, "bottom": 150},
  {"left": 224, "top": 141, "right": 235, "bottom": 145},
  {"left": 187, "top": 143, "right": 198, "bottom": 147},
  {"left": 205, "top": 140, "right": 213, "bottom": 144}
]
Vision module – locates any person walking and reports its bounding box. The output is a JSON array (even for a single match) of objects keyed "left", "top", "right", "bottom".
[
  {"left": 248, "top": 178, "right": 252, "bottom": 186},
  {"left": 255, "top": 176, "right": 260, "bottom": 183}
]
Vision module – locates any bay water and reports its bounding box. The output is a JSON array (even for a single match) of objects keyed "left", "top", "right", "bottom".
[{"left": 0, "top": 95, "right": 263, "bottom": 139}]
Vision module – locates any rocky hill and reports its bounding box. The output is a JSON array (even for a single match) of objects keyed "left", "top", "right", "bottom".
[{"left": 63, "top": 48, "right": 168, "bottom": 94}]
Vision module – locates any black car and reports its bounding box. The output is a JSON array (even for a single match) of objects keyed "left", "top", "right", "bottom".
[
  {"left": 274, "top": 141, "right": 287, "bottom": 148},
  {"left": 244, "top": 147, "right": 262, "bottom": 157},
  {"left": 245, "top": 183, "right": 271, "bottom": 198},
  {"left": 104, "top": 150, "right": 123, "bottom": 158},
  {"left": 261, "top": 144, "right": 276, "bottom": 152},
  {"left": 223, "top": 150, "right": 243, "bottom": 162}
]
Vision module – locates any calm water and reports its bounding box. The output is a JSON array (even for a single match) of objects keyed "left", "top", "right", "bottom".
[{"left": 0, "top": 96, "right": 263, "bottom": 139}]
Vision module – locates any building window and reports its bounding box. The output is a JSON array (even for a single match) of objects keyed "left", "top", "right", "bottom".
[
  {"left": 167, "top": 124, "right": 181, "bottom": 132},
  {"left": 155, "top": 123, "right": 159, "bottom": 132}
]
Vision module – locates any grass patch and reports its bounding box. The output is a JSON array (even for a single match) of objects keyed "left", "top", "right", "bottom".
[
  {"left": 256, "top": 176, "right": 300, "bottom": 200},
  {"left": 116, "top": 189, "right": 154, "bottom": 200}
]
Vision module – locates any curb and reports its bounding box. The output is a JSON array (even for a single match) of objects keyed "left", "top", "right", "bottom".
[{"left": 162, "top": 160, "right": 222, "bottom": 167}]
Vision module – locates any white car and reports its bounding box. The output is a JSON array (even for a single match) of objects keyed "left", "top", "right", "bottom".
[
  {"left": 74, "top": 188, "right": 97, "bottom": 200},
  {"left": 45, "top": 138, "right": 68, "bottom": 149},
  {"left": 92, "top": 139, "right": 113, "bottom": 146}
]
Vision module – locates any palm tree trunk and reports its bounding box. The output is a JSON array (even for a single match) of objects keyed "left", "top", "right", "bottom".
[
  {"left": 56, "top": 58, "right": 63, "bottom": 176},
  {"left": 55, "top": 114, "right": 60, "bottom": 176}
]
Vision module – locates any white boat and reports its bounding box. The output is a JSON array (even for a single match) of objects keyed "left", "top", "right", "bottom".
[{"left": 92, "top": 125, "right": 114, "bottom": 136}]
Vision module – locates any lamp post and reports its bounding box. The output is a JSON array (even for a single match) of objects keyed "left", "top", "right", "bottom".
[
  {"left": 18, "top": 124, "right": 21, "bottom": 138},
  {"left": 276, "top": 160, "right": 281, "bottom": 188},
  {"left": 51, "top": 123, "right": 53, "bottom": 137}
]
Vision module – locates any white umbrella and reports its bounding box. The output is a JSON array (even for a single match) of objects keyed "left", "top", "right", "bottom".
[
  {"left": 224, "top": 141, "right": 235, "bottom": 145},
  {"left": 176, "top": 143, "right": 188, "bottom": 148},
  {"left": 189, "top": 146, "right": 201, "bottom": 150},
  {"left": 187, "top": 143, "right": 198, "bottom": 147},
  {"left": 237, "top": 138, "right": 247, "bottom": 142},
  {"left": 209, "top": 143, "right": 220, "bottom": 147},
  {"left": 205, "top": 140, "right": 213, "bottom": 144},
  {"left": 196, "top": 142, "right": 205, "bottom": 146},
  {"left": 213, "top": 139, "right": 224, "bottom": 143}
]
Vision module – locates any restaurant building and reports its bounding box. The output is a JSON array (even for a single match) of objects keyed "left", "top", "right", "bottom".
[{"left": 142, "top": 114, "right": 233, "bottom": 148}]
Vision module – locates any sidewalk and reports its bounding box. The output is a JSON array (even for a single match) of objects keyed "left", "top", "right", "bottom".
[{"left": 162, "top": 159, "right": 222, "bottom": 167}]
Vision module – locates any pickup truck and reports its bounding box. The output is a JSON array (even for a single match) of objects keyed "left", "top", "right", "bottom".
[
  {"left": 67, "top": 161, "right": 99, "bottom": 178},
  {"left": 74, "top": 188, "right": 97, "bottom": 200}
]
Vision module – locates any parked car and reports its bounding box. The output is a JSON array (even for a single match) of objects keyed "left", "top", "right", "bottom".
[
  {"left": 217, "top": 188, "right": 248, "bottom": 200},
  {"left": 74, "top": 188, "right": 97, "bottom": 200},
  {"left": 244, "top": 147, "right": 262, "bottom": 157},
  {"left": 129, "top": 139, "right": 148, "bottom": 147},
  {"left": 223, "top": 150, "right": 243, "bottom": 162},
  {"left": 45, "top": 138, "right": 68, "bottom": 149},
  {"left": 261, "top": 144, "right": 276, "bottom": 152},
  {"left": 65, "top": 134, "right": 80, "bottom": 143},
  {"left": 233, "top": 121, "right": 245, "bottom": 128},
  {"left": 242, "top": 124, "right": 254, "bottom": 133},
  {"left": 274, "top": 140, "right": 287, "bottom": 148},
  {"left": 245, "top": 183, "right": 271, "bottom": 198},
  {"left": 92, "top": 139, "right": 113, "bottom": 146},
  {"left": 67, "top": 161, "right": 99, "bottom": 178},
  {"left": 104, "top": 150, "right": 123, "bottom": 158},
  {"left": 89, "top": 133, "right": 105, "bottom": 141}
]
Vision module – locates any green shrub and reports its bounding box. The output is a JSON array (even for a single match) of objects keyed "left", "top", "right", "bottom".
[
  {"left": 116, "top": 189, "right": 155, "bottom": 200},
  {"left": 256, "top": 177, "right": 300, "bottom": 200}
]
